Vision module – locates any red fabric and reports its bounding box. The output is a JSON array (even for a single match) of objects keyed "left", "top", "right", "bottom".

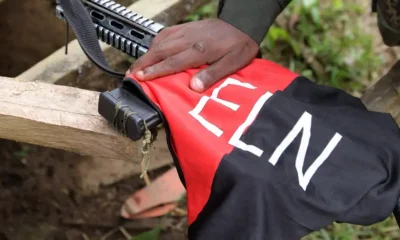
[{"left": 126, "top": 59, "right": 298, "bottom": 224}]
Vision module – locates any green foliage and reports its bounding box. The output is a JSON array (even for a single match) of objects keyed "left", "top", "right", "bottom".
[
  {"left": 130, "top": 227, "right": 161, "bottom": 240},
  {"left": 303, "top": 216, "right": 400, "bottom": 240},
  {"left": 261, "top": 0, "right": 384, "bottom": 93},
  {"left": 184, "top": 0, "right": 218, "bottom": 22}
]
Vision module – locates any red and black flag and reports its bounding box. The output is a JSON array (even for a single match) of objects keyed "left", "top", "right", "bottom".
[{"left": 126, "top": 59, "right": 400, "bottom": 239}]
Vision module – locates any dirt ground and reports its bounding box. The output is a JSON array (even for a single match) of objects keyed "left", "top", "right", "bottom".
[
  {"left": 0, "top": 1, "right": 186, "bottom": 239},
  {"left": 0, "top": 140, "right": 186, "bottom": 240}
]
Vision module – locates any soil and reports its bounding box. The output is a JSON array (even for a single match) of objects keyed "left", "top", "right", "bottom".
[
  {"left": 0, "top": 140, "right": 186, "bottom": 240},
  {"left": 0, "top": 139, "right": 186, "bottom": 240},
  {"left": 0, "top": 0, "right": 69, "bottom": 77},
  {"left": 0, "top": 1, "right": 187, "bottom": 239}
]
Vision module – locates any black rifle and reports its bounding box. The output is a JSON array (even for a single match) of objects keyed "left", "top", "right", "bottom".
[{"left": 56, "top": 0, "right": 163, "bottom": 141}]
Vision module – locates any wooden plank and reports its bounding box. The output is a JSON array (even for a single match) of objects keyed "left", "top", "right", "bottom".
[
  {"left": 16, "top": 0, "right": 210, "bottom": 85},
  {"left": 0, "top": 76, "right": 170, "bottom": 163}
]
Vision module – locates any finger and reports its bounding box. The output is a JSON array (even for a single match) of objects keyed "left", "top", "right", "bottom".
[
  {"left": 152, "top": 30, "right": 184, "bottom": 47},
  {"left": 126, "top": 25, "right": 184, "bottom": 76},
  {"left": 128, "top": 38, "right": 186, "bottom": 78},
  {"left": 149, "top": 25, "right": 182, "bottom": 48},
  {"left": 138, "top": 46, "right": 207, "bottom": 81},
  {"left": 155, "top": 24, "right": 181, "bottom": 40},
  {"left": 190, "top": 51, "right": 250, "bottom": 92}
]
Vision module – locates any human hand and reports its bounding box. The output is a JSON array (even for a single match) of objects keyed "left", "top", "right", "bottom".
[{"left": 127, "top": 19, "right": 259, "bottom": 92}]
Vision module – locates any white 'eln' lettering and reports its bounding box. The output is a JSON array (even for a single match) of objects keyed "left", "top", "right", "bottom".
[
  {"left": 228, "top": 91, "right": 272, "bottom": 157},
  {"left": 268, "top": 111, "right": 342, "bottom": 191},
  {"left": 188, "top": 77, "right": 257, "bottom": 137},
  {"left": 189, "top": 77, "right": 271, "bottom": 157},
  {"left": 189, "top": 78, "right": 342, "bottom": 190}
]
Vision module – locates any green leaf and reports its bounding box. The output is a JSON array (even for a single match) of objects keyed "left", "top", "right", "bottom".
[
  {"left": 130, "top": 227, "right": 161, "bottom": 240},
  {"left": 183, "top": 14, "right": 198, "bottom": 22},
  {"left": 199, "top": 4, "right": 215, "bottom": 15},
  {"left": 301, "top": 0, "right": 317, "bottom": 9},
  {"left": 301, "top": 69, "right": 313, "bottom": 79},
  {"left": 267, "top": 26, "right": 289, "bottom": 41},
  {"left": 310, "top": 7, "right": 321, "bottom": 25},
  {"left": 289, "top": 59, "right": 296, "bottom": 71},
  {"left": 288, "top": 39, "right": 301, "bottom": 56},
  {"left": 332, "top": 0, "right": 343, "bottom": 10}
]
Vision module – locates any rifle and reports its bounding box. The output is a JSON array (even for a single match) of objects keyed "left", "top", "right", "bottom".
[{"left": 56, "top": 0, "right": 163, "bottom": 141}]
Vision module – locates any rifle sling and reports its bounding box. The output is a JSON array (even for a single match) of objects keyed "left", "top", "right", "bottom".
[{"left": 58, "top": 0, "right": 125, "bottom": 79}]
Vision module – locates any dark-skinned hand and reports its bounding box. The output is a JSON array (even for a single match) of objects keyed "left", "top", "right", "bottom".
[{"left": 127, "top": 18, "right": 260, "bottom": 92}]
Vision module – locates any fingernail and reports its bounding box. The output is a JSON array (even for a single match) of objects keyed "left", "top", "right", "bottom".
[
  {"left": 126, "top": 69, "right": 131, "bottom": 75},
  {"left": 136, "top": 70, "right": 145, "bottom": 80},
  {"left": 192, "top": 77, "right": 204, "bottom": 91}
]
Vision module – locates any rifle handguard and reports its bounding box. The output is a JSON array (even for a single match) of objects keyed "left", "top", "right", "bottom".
[{"left": 56, "top": 0, "right": 165, "bottom": 58}]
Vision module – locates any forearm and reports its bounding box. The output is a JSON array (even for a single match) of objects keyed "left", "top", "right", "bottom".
[{"left": 217, "top": 0, "right": 292, "bottom": 45}]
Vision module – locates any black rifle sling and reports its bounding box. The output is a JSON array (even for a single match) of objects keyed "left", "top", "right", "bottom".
[{"left": 58, "top": 0, "right": 125, "bottom": 79}]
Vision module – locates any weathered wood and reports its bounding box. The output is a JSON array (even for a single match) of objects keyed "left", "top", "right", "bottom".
[
  {"left": 16, "top": 0, "right": 210, "bottom": 86},
  {"left": 0, "top": 76, "right": 170, "bottom": 162},
  {"left": 361, "top": 60, "right": 400, "bottom": 125}
]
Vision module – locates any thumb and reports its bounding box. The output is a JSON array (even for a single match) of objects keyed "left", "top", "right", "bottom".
[{"left": 190, "top": 76, "right": 205, "bottom": 92}]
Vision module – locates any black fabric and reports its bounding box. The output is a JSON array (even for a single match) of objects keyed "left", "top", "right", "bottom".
[
  {"left": 189, "top": 76, "right": 400, "bottom": 239},
  {"left": 217, "top": 0, "right": 292, "bottom": 44},
  {"left": 58, "top": 0, "right": 125, "bottom": 79}
]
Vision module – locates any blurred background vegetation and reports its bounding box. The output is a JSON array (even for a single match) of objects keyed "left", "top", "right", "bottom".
[{"left": 183, "top": 0, "right": 400, "bottom": 239}]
